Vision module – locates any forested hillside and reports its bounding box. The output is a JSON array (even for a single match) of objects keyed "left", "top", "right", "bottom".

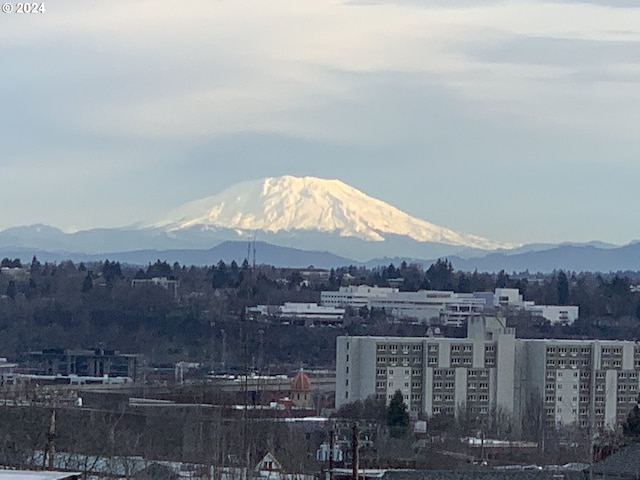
[{"left": 1, "top": 256, "right": 640, "bottom": 368}]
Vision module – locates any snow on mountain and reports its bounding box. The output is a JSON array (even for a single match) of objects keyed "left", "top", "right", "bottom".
[{"left": 154, "top": 175, "right": 512, "bottom": 250}]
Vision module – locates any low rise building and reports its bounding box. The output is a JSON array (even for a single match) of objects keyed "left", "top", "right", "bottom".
[
  {"left": 525, "top": 305, "right": 579, "bottom": 324},
  {"left": 488, "top": 288, "right": 579, "bottom": 325},
  {"left": 131, "top": 276, "right": 179, "bottom": 299},
  {"left": 24, "top": 348, "right": 144, "bottom": 382},
  {"left": 248, "top": 303, "right": 345, "bottom": 326},
  {"left": 367, "top": 290, "right": 485, "bottom": 326},
  {"left": 321, "top": 285, "right": 399, "bottom": 309}
]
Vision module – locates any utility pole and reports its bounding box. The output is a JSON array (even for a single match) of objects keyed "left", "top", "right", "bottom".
[
  {"left": 43, "top": 408, "right": 56, "bottom": 469},
  {"left": 351, "top": 424, "right": 359, "bottom": 480},
  {"left": 328, "top": 427, "right": 335, "bottom": 480}
]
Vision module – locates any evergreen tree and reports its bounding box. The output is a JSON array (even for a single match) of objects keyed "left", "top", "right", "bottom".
[
  {"left": 146, "top": 260, "right": 171, "bottom": 278},
  {"left": 212, "top": 261, "right": 228, "bottom": 288},
  {"left": 426, "top": 259, "right": 454, "bottom": 290},
  {"left": 82, "top": 274, "right": 93, "bottom": 293},
  {"left": 557, "top": 271, "right": 569, "bottom": 305},
  {"left": 30, "top": 255, "right": 41, "bottom": 275},
  {"left": 495, "top": 270, "right": 509, "bottom": 288},
  {"left": 387, "top": 263, "right": 397, "bottom": 278},
  {"left": 457, "top": 273, "right": 471, "bottom": 293},
  {"left": 623, "top": 398, "right": 640, "bottom": 439},
  {"left": 386, "top": 389, "right": 410, "bottom": 437},
  {"left": 5, "top": 280, "right": 17, "bottom": 300}
]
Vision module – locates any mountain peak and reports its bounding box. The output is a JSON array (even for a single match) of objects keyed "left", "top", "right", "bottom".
[{"left": 154, "top": 175, "right": 511, "bottom": 250}]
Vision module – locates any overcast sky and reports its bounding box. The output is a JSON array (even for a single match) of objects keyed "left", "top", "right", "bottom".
[{"left": 2, "top": 0, "right": 639, "bottom": 245}]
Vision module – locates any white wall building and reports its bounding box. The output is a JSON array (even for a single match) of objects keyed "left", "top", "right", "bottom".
[
  {"left": 487, "top": 288, "right": 580, "bottom": 325},
  {"left": 367, "top": 290, "right": 486, "bottom": 326},
  {"left": 337, "top": 320, "right": 640, "bottom": 431},
  {"left": 131, "top": 277, "right": 179, "bottom": 299},
  {"left": 526, "top": 305, "right": 580, "bottom": 325},
  {"left": 515, "top": 339, "right": 640, "bottom": 430},
  {"left": 324, "top": 286, "right": 579, "bottom": 326},
  {"left": 336, "top": 317, "right": 515, "bottom": 417},
  {"left": 321, "top": 285, "right": 399, "bottom": 309},
  {"left": 493, "top": 288, "right": 526, "bottom": 309},
  {"left": 248, "top": 303, "right": 345, "bottom": 326}
]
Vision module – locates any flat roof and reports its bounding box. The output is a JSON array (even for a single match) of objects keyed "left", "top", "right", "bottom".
[{"left": 0, "top": 471, "right": 79, "bottom": 480}]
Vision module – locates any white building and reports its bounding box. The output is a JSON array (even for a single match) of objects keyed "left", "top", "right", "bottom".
[
  {"left": 493, "top": 288, "right": 527, "bottom": 308},
  {"left": 337, "top": 320, "right": 640, "bottom": 431},
  {"left": 249, "top": 303, "right": 345, "bottom": 326},
  {"left": 321, "top": 285, "right": 399, "bottom": 309},
  {"left": 485, "top": 288, "right": 579, "bottom": 325},
  {"left": 337, "top": 317, "right": 515, "bottom": 417},
  {"left": 525, "top": 305, "right": 580, "bottom": 325},
  {"left": 367, "top": 290, "right": 486, "bottom": 326},
  {"left": 131, "top": 277, "right": 179, "bottom": 299},
  {"left": 324, "top": 286, "right": 578, "bottom": 326},
  {"left": 515, "top": 339, "right": 640, "bottom": 430}
]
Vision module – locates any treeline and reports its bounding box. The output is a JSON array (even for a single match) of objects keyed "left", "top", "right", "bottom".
[{"left": 1, "top": 256, "right": 640, "bottom": 366}]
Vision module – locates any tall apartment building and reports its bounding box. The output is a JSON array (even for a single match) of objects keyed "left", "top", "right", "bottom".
[
  {"left": 337, "top": 317, "right": 516, "bottom": 417},
  {"left": 515, "top": 339, "right": 640, "bottom": 430},
  {"left": 337, "top": 318, "right": 639, "bottom": 431}
]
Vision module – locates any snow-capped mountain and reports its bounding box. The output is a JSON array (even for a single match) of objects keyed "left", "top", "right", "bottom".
[
  {"left": 154, "top": 175, "right": 510, "bottom": 250},
  {"left": 1, "top": 175, "right": 638, "bottom": 270}
]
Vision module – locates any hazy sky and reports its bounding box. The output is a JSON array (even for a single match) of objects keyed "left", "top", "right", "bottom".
[{"left": 2, "top": 0, "right": 640, "bottom": 245}]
